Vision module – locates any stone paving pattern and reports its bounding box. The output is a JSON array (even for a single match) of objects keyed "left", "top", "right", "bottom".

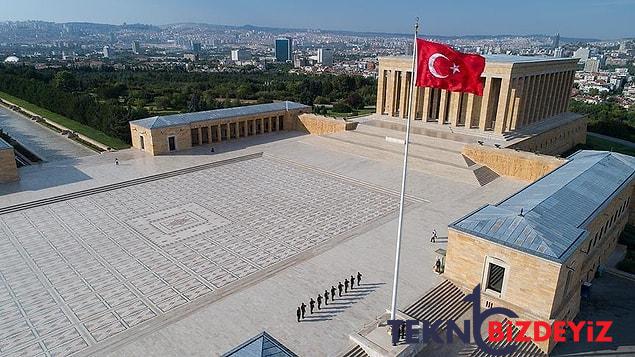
[{"left": 0, "top": 157, "right": 401, "bottom": 356}]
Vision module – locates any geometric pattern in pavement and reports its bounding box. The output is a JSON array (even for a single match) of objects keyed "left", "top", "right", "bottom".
[{"left": 0, "top": 157, "right": 401, "bottom": 356}]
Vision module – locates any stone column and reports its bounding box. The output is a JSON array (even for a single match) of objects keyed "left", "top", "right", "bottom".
[
  {"left": 528, "top": 74, "right": 542, "bottom": 125},
  {"left": 197, "top": 127, "right": 203, "bottom": 145},
  {"left": 376, "top": 68, "right": 387, "bottom": 114},
  {"left": 538, "top": 73, "right": 548, "bottom": 122},
  {"left": 217, "top": 125, "right": 222, "bottom": 142},
  {"left": 430, "top": 89, "right": 439, "bottom": 121},
  {"left": 398, "top": 72, "right": 409, "bottom": 118},
  {"left": 385, "top": 70, "right": 396, "bottom": 116},
  {"left": 449, "top": 91, "right": 462, "bottom": 126},
  {"left": 478, "top": 77, "right": 493, "bottom": 130},
  {"left": 545, "top": 72, "right": 557, "bottom": 119},
  {"left": 494, "top": 77, "right": 512, "bottom": 134},
  {"left": 563, "top": 70, "right": 574, "bottom": 111},
  {"left": 438, "top": 90, "right": 449, "bottom": 125},
  {"left": 509, "top": 78, "right": 524, "bottom": 131},
  {"left": 464, "top": 94, "right": 477, "bottom": 128},
  {"left": 421, "top": 87, "right": 431, "bottom": 121},
  {"left": 522, "top": 75, "right": 535, "bottom": 128},
  {"left": 413, "top": 87, "right": 422, "bottom": 119},
  {"left": 555, "top": 71, "right": 567, "bottom": 114},
  {"left": 550, "top": 72, "right": 561, "bottom": 117}
]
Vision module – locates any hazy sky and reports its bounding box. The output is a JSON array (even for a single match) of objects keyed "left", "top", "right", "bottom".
[{"left": 0, "top": 0, "right": 633, "bottom": 39}]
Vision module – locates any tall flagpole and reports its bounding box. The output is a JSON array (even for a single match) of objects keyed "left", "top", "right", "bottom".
[{"left": 389, "top": 18, "right": 419, "bottom": 321}]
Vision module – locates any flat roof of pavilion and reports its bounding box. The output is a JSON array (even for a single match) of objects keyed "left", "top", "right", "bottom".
[
  {"left": 450, "top": 150, "right": 635, "bottom": 263},
  {"left": 130, "top": 101, "right": 309, "bottom": 129}
]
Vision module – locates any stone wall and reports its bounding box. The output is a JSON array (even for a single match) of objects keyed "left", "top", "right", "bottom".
[
  {"left": 294, "top": 113, "right": 357, "bottom": 135},
  {"left": 444, "top": 180, "right": 634, "bottom": 353},
  {"left": 462, "top": 144, "right": 565, "bottom": 182},
  {"left": 0, "top": 148, "right": 19, "bottom": 183},
  {"left": 508, "top": 115, "right": 587, "bottom": 156}
]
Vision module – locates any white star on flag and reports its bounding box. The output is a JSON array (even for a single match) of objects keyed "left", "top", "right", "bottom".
[{"left": 451, "top": 63, "right": 460, "bottom": 74}]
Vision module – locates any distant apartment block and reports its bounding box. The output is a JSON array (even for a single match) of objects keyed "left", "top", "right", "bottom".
[
  {"left": 275, "top": 37, "right": 293, "bottom": 62},
  {"left": 584, "top": 58, "right": 600, "bottom": 73},
  {"left": 132, "top": 41, "right": 140, "bottom": 54},
  {"left": 317, "top": 48, "right": 334, "bottom": 66},
  {"left": 231, "top": 49, "right": 251, "bottom": 62}
]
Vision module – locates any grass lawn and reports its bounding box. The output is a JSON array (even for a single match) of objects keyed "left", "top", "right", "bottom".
[
  {"left": 326, "top": 108, "right": 375, "bottom": 118},
  {"left": 585, "top": 134, "right": 635, "bottom": 157},
  {"left": 0, "top": 91, "right": 129, "bottom": 150}
]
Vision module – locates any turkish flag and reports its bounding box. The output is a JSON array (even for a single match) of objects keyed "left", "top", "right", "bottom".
[{"left": 415, "top": 39, "right": 486, "bottom": 96}]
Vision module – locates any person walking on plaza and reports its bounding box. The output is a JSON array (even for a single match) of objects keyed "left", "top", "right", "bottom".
[
  {"left": 296, "top": 306, "right": 301, "bottom": 322},
  {"left": 300, "top": 302, "right": 306, "bottom": 319},
  {"left": 309, "top": 298, "right": 315, "bottom": 314},
  {"left": 331, "top": 285, "right": 337, "bottom": 301},
  {"left": 430, "top": 229, "right": 437, "bottom": 243},
  {"left": 357, "top": 272, "right": 362, "bottom": 286},
  {"left": 317, "top": 294, "right": 323, "bottom": 310},
  {"left": 115, "top": 158, "right": 119, "bottom": 166},
  {"left": 324, "top": 290, "right": 329, "bottom": 305},
  {"left": 338, "top": 282, "right": 343, "bottom": 297},
  {"left": 344, "top": 278, "right": 349, "bottom": 293},
  {"left": 435, "top": 256, "right": 442, "bottom": 273},
  {"left": 350, "top": 275, "right": 355, "bottom": 290}
]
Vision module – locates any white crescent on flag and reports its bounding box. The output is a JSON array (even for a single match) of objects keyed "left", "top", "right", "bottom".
[{"left": 428, "top": 53, "right": 449, "bottom": 79}]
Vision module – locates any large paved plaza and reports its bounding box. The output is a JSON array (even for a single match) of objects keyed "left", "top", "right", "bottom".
[{"left": 0, "top": 125, "right": 525, "bottom": 356}]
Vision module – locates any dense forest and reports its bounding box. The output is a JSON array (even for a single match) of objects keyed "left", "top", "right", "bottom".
[
  {"left": 0, "top": 64, "right": 376, "bottom": 143},
  {"left": 569, "top": 100, "right": 635, "bottom": 142}
]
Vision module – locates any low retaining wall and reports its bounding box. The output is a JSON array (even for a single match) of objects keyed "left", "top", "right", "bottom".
[
  {"left": 0, "top": 146, "right": 19, "bottom": 183},
  {"left": 295, "top": 113, "right": 358, "bottom": 135},
  {"left": 462, "top": 144, "right": 565, "bottom": 182}
]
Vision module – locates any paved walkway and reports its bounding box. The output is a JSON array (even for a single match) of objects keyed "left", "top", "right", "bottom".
[
  {"left": 0, "top": 129, "right": 526, "bottom": 356},
  {"left": 0, "top": 105, "right": 96, "bottom": 162}
]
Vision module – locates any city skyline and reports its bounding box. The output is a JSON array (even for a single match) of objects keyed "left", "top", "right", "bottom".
[{"left": 1, "top": 0, "right": 634, "bottom": 40}]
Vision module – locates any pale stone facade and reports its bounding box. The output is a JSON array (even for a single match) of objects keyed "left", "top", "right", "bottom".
[
  {"left": 295, "top": 114, "right": 358, "bottom": 135},
  {"left": 129, "top": 102, "right": 311, "bottom": 155},
  {"left": 462, "top": 144, "right": 565, "bottom": 182},
  {"left": 0, "top": 138, "right": 18, "bottom": 183},
  {"left": 376, "top": 55, "right": 579, "bottom": 135},
  {"left": 444, "top": 151, "right": 635, "bottom": 353}
]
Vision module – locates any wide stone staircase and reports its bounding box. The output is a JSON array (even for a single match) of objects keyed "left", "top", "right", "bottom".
[
  {"left": 312, "top": 122, "right": 500, "bottom": 186},
  {"left": 458, "top": 317, "right": 546, "bottom": 357},
  {"left": 402, "top": 279, "right": 473, "bottom": 330}
]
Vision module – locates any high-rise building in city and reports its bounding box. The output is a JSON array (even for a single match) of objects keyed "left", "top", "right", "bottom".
[
  {"left": 551, "top": 33, "right": 560, "bottom": 50},
  {"left": 275, "top": 37, "right": 293, "bottom": 62},
  {"left": 102, "top": 45, "right": 111, "bottom": 58},
  {"left": 231, "top": 49, "right": 251, "bottom": 61},
  {"left": 584, "top": 58, "right": 600, "bottom": 73},
  {"left": 317, "top": 48, "right": 334, "bottom": 66},
  {"left": 190, "top": 41, "right": 202, "bottom": 54},
  {"left": 573, "top": 47, "right": 590, "bottom": 63},
  {"left": 132, "top": 41, "right": 140, "bottom": 54}
]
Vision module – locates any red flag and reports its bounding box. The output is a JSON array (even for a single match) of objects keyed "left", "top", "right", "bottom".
[{"left": 415, "top": 39, "right": 486, "bottom": 96}]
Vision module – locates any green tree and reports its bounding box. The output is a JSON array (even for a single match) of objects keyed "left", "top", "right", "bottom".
[{"left": 53, "top": 71, "right": 79, "bottom": 92}]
